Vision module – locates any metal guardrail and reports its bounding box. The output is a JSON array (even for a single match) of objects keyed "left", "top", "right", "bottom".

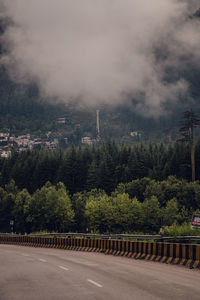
[
  {"left": 27, "top": 233, "right": 200, "bottom": 242},
  {"left": 1, "top": 232, "right": 200, "bottom": 241},
  {"left": 28, "top": 233, "right": 162, "bottom": 240},
  {"left": 156, "top": 236, "right": 200, "bottom": 241}
]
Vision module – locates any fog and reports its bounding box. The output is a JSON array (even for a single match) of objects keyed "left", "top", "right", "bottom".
[{"left": 1, "top": 0, "right": 200, "bottom": 116}]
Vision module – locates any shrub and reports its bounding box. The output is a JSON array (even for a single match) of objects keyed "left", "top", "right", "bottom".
[{"left": 161, "top": 222, "right": 200, "bottom": 236}]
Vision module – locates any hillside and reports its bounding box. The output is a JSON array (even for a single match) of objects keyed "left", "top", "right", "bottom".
[{"left": 0, "top": 10, "right": 200, "bottom": 145}]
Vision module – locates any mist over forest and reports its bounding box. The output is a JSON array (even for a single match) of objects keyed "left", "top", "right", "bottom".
[{"left": 0, "top": 1, "right": 200, "bottom": 143}]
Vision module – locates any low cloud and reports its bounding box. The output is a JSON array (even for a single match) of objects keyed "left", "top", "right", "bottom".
[{"left": 1, "top": 0, "right": 200, "bottom": 116}]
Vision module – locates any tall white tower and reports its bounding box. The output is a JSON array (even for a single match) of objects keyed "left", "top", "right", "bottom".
[{"left": 96, "top": 110, "right": 100, "bottom": 142}]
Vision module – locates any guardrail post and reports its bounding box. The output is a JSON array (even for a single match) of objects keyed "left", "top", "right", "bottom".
[
  {"left": 105, "top": 239, "right": 109, "bottom": 254},
  {"left": 74, "top": 238, "right": 78, "bottom": 250},
  {"left": 80, "top": 238, "right": 83, "bottom": 250},
  {"left": 73, "top": 238, "right": 75, "bottom": 250},
  {"left": 92, "top": 239, "right": 96, "bottom": 252},
  {"left": 90, "top": 238, "right": 93, "bottom": 251},
  {"left": 193, "top": 245, "right": 200, "bottom": 268}
]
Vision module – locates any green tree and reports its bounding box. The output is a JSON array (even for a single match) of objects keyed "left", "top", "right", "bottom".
[
  {"left": 0, "top": 187, "right": 13, "bottom": 232},
  {"left": 112, "top": 194, "right": 142, "bottom": 232},
  {"left": 126, "top": 177, "right": 153, "bottom": 201},
  {"left": 54, "top": 182, "right": 75, "bottom": 231},
  {"left": 141, "top": 196, "right": 161, "bottom": 233},
  {"left": 72, "top": 192, "right": 87, "bottom": 232},
  {"left": 98, "top": 153, "right": 116, "bottom": 194},
  {"left": 0, "top": 180, "right": 18, "bottom": 232},
  {"left": 85, "top": 193, "right": 113, "bottom": 233},
  {"left": 13, "top": 189, "right": 32, "bottom": 233},
  {"left": 162, "top": 198, "right": 179, "bottom": 226},
  {"left": 25, "top": 182, "right": 74, "bottom": 232},
  {"left": 86, "top": 161, "right": 100, "bottom": 191}
]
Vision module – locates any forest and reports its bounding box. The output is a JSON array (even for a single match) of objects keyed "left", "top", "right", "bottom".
[
  {"left": 1, "top": 140, "right": 200, "bottom": 234},
  {"left": 1, "top": 140, "right": 200, "bottom": 195}
]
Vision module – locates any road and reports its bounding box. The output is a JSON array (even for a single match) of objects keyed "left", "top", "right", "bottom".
[{"left": 0, "top": 244, "right": 199, "bottom": 300}]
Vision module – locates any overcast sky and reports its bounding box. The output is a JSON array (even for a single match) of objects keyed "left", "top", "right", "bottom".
[{"left": 1, "top": 0, "right": 200, "bottom": 116}]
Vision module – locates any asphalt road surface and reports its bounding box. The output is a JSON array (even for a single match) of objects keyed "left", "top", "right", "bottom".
[{"left": 0, "top": 244, "right": 200, "bottom": 300}]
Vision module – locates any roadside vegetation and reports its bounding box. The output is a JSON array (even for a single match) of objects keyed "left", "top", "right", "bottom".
[{"left": 0, "top": 176, "right": 200, "bottom": 235}]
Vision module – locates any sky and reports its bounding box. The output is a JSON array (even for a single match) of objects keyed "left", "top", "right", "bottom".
[{"left": 0, "top": 0, "right": 200, "bottom": 116}]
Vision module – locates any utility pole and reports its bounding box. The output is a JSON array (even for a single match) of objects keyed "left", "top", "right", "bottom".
[
  {"left": 179, "top": 110, "right": 200, "bottom": 182},
  {"left": 96, "top": 110, "right": 100, "bottom": 142}
]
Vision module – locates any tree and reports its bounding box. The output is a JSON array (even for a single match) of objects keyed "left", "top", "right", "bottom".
[
  {"left": 86, "top": 161, "right": 100, "bottom": 191},
  {"left": 72, "top": 191, "right": 88, "bottom": 232},
  {"left": 179, "top": 110, "right": 200, "bottom": 181},
  {"left": 85, "top": 193, "right": 113, "bottom": 233},
  {"left": 25, "top": 182, "right": 74, "bottom": 232},
  {"left": 13, "top": 189, "right": 32, "bottom": 233},
  {"left": 56, "top": 146, "right": 82, "bottom": 194},
  {"left": 98, "top": 152, "right": 116, "bottom": 194},
  {"left": 0, "top": 187, "right": 15, "bottom": 232},
  {"left": 0, "top": 180, "right": 18, "bottom": 232},
  {"left": 54, "top": 182, "right": 75, "bottom": 232},
  {"left": 112, "top": 194, "right": 142, "bottom": 232},
  {"left": 126, "top": 177, "right": 153, "bottom": 201},
  {"left": 162, "top": 198, "right": 179, "bottom": 226},
  {"left": 141, "top": 196, "right": 161, "bottom": 233}
]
